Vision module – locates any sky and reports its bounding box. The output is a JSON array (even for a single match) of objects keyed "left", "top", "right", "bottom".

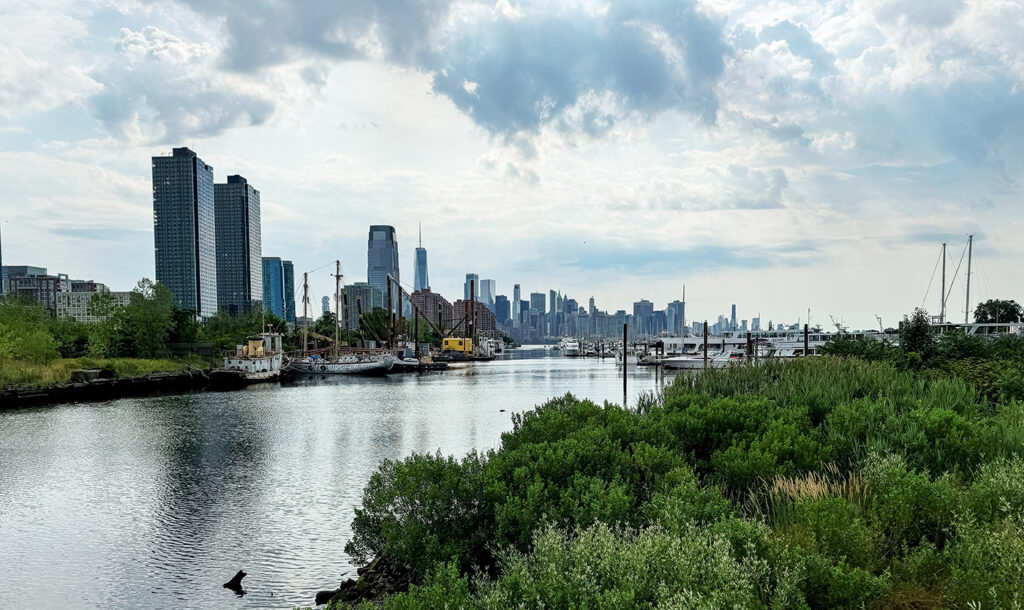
[{"left": 0, "top": 0, "right": 1021, "bottom": 330}]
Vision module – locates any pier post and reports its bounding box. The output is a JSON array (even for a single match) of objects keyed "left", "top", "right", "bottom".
[
  {"left": 622, "top": 322, "right": 628, "bottom": 408},
  {"left": 703, "top": 321, "right": 708, "bottom": 370},
  {"left": 803, "top": 324, "right": 809, "bottom": 356}
]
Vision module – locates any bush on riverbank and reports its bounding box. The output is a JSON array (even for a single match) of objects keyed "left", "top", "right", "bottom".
[{"left": 328, "top": 355, "right": 1024, "bottom": 609}]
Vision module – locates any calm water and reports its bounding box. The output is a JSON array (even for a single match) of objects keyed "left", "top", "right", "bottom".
[{"left": 0, "top": 347, "right": 670, "bottom": 609}]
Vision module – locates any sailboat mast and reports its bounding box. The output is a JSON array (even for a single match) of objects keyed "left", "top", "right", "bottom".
[
  {"left": 965, "top": 234, "right": 973, "bottom": 324},
  {"left": 335, "top": 260, "right": 341, "bottom": 358},
  {"left": 302, "top": 272, "right": 309, "bottom": 357},
  {"left": 940, "top": 243, "right": 946, "bottom": 324}
]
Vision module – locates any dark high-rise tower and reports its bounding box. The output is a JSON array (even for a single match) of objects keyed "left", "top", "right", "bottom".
[
  {"left": 214, "top": 175, "right": 262, "bottom": 315},
  {"left": 152, "top": 147, "right": 217, "bottom": 317},
  {"left": 368, "top": 225, "right": 400, "bottom": 312},
  {"left": 414, "top": 224, "right": 429, "bottom": 292}
]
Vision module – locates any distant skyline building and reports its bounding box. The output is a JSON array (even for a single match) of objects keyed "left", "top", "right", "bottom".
[
  {"left": 414, "top": 224, "right": 429, "bottom": 292},
  {"left": 410, "top": 289, "right": 453, "bottom": 331},
  {"left": 668, "top": 300, "right": 685, "bottom": 335},
  {"left": 368, "top": 225, "right": 400, "bottom": 313},
  {"left": 344, "top": 282, "right": 383, "bottom": 329},
  {"left": 322, "top": 296, "right": 330, "bottom": 314},
  {"left": 512, "top": 284, "right": 521, "bottom": 328},
  {"left": 480, "top": 279, "right": 496, "bottom": 312},
  {"left": 262, "top": 257, "right": 295, "bottom": 323},
  {"left": 731, "top": 304, "right": 737, "bottom": 331},
  {"left": 152, "top": 147, "right": 217, "bottom": 317},
  {"left": 464, "top": 273, "right": 480, "bottom": 301},
  {"left": 214, "top": 174, "right": 262, "bottom": 316},
  {"left": 494, "top": 294, "right": 510, "bottom": 324}
]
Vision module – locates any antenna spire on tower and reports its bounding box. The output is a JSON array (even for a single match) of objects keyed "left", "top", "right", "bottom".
[{"left": 418, "top": 222, "right": 422, "bottom": 248}]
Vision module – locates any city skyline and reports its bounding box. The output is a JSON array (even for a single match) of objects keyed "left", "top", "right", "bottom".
[{"left": 1, "top": 2, "right": 1021, "bottom": 328}]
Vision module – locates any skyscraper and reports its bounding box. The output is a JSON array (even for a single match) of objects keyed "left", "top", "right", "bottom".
[
  {"left": 480, "top": 279, "right": 496, "bottom": 312},
  {"left": 588, "top": 297, "right": 595, "bottom": 316},
  {"left": 214, "top": 175, "right": 261, "bottom": 315},
  {"left": 262, "top": 257, "right": 295, "bottom": 323},
  {"left": 633, "top": 299, "right": 654, "bottom": 335},
  {"left": 152, "top": 147, "right": 217, "bottom": 317},
  {"left": 464, "top": 273, "right": 480, "bottom": 301},
  {"left": 494, "top": 295, "right": 510, "bottom": 324},
  {"left": 368, "top": 225, "right": 400, "bottom": 313},
  {"left": 414, "top": 224, "right": 429, "bottom": 292},
  {"left": 512, "top": 284, "right": 521, "bottom": 328},
  {"left": 322, "top": 296, "right": 330, "bottom": 314},
  {"left": 731, "top": 304, "right": 737, "bottom": 331},
  {"left": 668, "top": 300, "right": 685, "bottom": 335}
]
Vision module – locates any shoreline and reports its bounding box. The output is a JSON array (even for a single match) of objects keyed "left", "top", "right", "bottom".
[{"left": 0, "top": 367, "right": 216, "bottom": 409}]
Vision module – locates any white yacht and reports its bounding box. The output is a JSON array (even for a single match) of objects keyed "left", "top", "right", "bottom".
[{"left": 562, "top": 339, "right": 581, "bottom": 357}]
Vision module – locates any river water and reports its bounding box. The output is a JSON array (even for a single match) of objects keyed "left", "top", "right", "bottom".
[{"left": 0, "top": 347, "right": 672, "bottom": 609}]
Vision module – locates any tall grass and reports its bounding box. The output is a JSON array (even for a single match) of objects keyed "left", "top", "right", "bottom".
[
  {"left": 0, "top": 355, "right": 207, "bottom": 388},
  {"left": 667, "top": 356, "right": 984, "bottom": 419},
  {"left": 746, "top": 463, "right": 869, "bottom": 527}
]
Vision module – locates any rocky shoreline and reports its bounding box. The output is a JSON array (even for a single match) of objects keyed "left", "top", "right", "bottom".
[
  {"left": 0, "top": 367, "right": 218, "bottom": 409},
  {"left": 315, "top": 556, "right": 412, "bottom": 607}
]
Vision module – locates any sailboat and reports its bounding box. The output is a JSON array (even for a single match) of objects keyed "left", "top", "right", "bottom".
[{"left": 283, "top": 261, "right": 397, "bottom": 377}]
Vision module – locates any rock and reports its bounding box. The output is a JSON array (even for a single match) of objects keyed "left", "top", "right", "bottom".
[
  {"left": 70, "top": 369, "right": 102, "bottom": 383},
  {"left": 223, "top": 570, "right": 247, "bottom": 594},
  {"left": 314, "top": 588, "right": 340, "bottom": 605}
]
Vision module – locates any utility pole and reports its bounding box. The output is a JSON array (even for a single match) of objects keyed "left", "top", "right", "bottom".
[
  {"left": 940, "top": 242, "right": 947, "bottom": 324},
  {"left": 965, "top": 234, "right": 973, "bottom": 324},
  {"left": 470, "top": 279, "right": 476, "bottom": 353},
  {"left": 387, "top": 276, "right": 394, "bottom": 349}
]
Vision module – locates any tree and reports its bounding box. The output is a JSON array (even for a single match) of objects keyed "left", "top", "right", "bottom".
[
  {"left": 0, "top": 298, "right": 59, "bottom": 363},
  {"left": 974, "top": 299, "right": 1023, "bottom": 324},
  {"left": 899, "top": 307, "right": 935, "bottom": 363},
  {"left": 47, "top": 316, "right": 90, "bottom": 358}
]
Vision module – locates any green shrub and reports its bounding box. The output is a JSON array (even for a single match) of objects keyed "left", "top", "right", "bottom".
[
  {"left": 963, "top": 457, "right": 1024, "bottom": 523},
  {"left": 346, "top": 451, "right": 489, "bottom": 578},
  {"left": 476, "top": 523, "right": 769, "bottom": 609},
  {"left": 948, "top": 515, "right": 1024, "bottom": 608},
  {"left": 862, "top": 453, "right": 954, "bottom": 553}
]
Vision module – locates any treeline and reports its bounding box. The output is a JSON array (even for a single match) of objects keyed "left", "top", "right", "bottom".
[
  {"left": 0, "top": 277, "right": 446, "bottom": 371},
  {"left": 323, "top": 324, "right": 1024, "bottom": 608},
  {"left": 0, "top": 279, "right": 290, "bottom": 365}
]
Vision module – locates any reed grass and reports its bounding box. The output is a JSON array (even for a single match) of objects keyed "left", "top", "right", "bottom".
[
  {"left": 745, "top": 463, "right": 869, "bottom": 527},
  {"left": 0, "top": 355, "right": 207, "bottom": 388}
]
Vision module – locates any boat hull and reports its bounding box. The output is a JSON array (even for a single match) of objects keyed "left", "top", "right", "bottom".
[{"left": 285, "top": 356, "right": 394, "bottom": 376}]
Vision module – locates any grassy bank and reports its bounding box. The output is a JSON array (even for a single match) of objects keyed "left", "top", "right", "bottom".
[
  {"left": 318, "top": 356, "right": 1024, "bottom": 609},
  {"left": 0, "top": 356, "right": 208, "bottom": 388}
]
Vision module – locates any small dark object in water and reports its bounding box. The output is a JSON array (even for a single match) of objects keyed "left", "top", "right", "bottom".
[
  {"left": 499, "top": 409, "right": 506, "bottom": 412},
  {"left": 224, "top": 570, "right": 247, "bottom": 595}
]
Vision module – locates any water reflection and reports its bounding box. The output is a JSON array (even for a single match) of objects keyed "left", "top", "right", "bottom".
[{"left": 0, "top": 347, "right": 668, "bottom": 609}]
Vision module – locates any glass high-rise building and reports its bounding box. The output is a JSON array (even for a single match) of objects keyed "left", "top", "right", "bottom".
[
  {"left": 480, "top": 279, "right": 496, "bottom": 312},
  {"left": 414, "top": 225, "right": 429, "bottom": 292},
  {"left": 344, "top": 282, "right": 384, "bottom": 330},
  {"left": 512, "top": 284, "right": 521, "bottom": 328},
  {"left": 368, "top": 225, "right": 400, "bottom": 313},
  {"left": 152, "top": 147, "right": 217, "bottom": 317},
  {"left": 214, "top": 175, "right": 262, "bottom": 315},
  {"left": 494, "top": 295, "right": 510, "bottom": 324},
  {"left": 464, "top": 273, "right": 479, "bottom": 301},
  {"left": 262, "top": 257, "right": 295, "bottom": 323}
]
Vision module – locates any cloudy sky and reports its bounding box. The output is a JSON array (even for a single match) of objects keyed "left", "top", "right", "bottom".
[{"left": 1, "top": 0, "right": 1021, "bottom": 329}]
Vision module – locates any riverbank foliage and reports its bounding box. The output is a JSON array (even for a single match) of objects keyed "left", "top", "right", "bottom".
[
  {"left": 329, "top": 341, "right": 1024, "bottom": 609},
  {"left": 0, "top": 279, "right": 289, "bottom": 387}
]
